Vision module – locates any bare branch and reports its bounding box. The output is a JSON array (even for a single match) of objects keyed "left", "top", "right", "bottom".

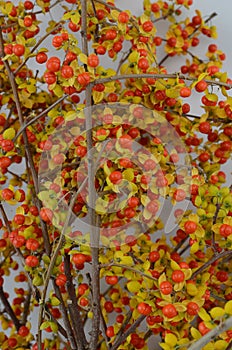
[{"left": 188, "top": 316, "right": 232, "bottom": 350}]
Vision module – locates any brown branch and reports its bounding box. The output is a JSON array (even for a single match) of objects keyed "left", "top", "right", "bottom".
[
  {"left": 22, "top": 286, "right": 32, "bottom": 324},
  {"left": 117, "top": 50, "right": 132, "bottom": 74},
  {"left": 226, "top": 340, "right": 232, "bottom": 350},
  {"left": 14, "top": 94, "right": 68, "bottom": 141},
  {"left": 0, "top": 287, "right": 21, "bottom": 331},
  {"left": 33, "top": 0, "right": 63, "bottom": 14},
  {"left": 192, "top": 250, "right": 232, "bottom": 279},
  {"left": 172, "top": 236, "right": 188, "bottom": 253},
  {"left": 52, "top": 283, "right": 78, "bottom": 350},
  {"left": 110, "top": 315, "right": 145, "bottom": 350},
  {"left": 188, "top": 316, "right": 232, "bottom": 350},
  {"left": 37, "top": 174, "right": 88, "bottom": 349},
  {"left": 13, "top": 94, "right": 68, "bottom": 141},
  {"left": 101, "top": 262, "right": 157, "bottom": 282},
  {"left": 64, "top": 254, "right": 88, "bottom": 350},
  {"left": 179, "top": 243, "right": 190, "bottom": 256},
  {"left": 44, "top": 304, "right": 68, "bottom": 339},
  {"left": 94, "top": 73, "right": 232, "bottom": 89},
  {"left": 158, "top": 53, "right": 169, "bottom": 67},
  {"left": 81, "top": 1, "right": 101, "bottom": 349},
  {"left": 7, "top": 170, "right": 28, "bottom": 184},
  {"left": 0, "top": 202, "right": 11, "bottom": 232},
  {"left": 111, "top": 310, "right": 132, "bottom": 346}
]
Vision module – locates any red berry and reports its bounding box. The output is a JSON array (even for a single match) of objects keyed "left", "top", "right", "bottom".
[
  {"left": 105, "top": 276, "right": 118, "bottom": 285},
  {"left": 118, "top": 12, "right": 129, "bottom": 23},
  {"left": 87, "top": 54, "right": 99, "bottom": 67},
  {"left": 13, "top": 44, "right": 25, "bottom": 56},
  {"left": 72, "top": 253, "right": 86, "bottom": 265},
  {"left": 56, "top": 274, "right": 67, "bottom": 286},
  {"left": 137, "top": 302, "right": 152, "bottom": 315},
  {"left": 220, "top": 224, "right": 232, "bottom": 237},
  {"left": 160, "top": 281, "right": 173, "bottom": 295},
  {"left": 162, "top": 304, "right": 177, "bottom": 318},
  {"left": 77, "top": 72, "right": 90, "bottom": 86},
  {"left": 25, "top": 255, "right": 39, "bottom": 267},
  {"left": 1, "top": 188, "right": 14, "bottom": 200},
  {"left": 106, "top": 326, "right": 114, "bottom": 337},
  {"left": 187, "top": 302, "right": 199, "bottom": 316},
  {"left": 149, "top": 251, "right": 160, "bottom": 262},
  {"left": 171, "top": 270, "right": 185, "bottom": 282},
  {"left": 142, "top": 21, "right": 153, "bottom": 32},
  {"left": 26, "top": 238, "right": 39, "bottom": 251},
  {"left": 61, "top": 65, "right": 74, "bottom": 78},
  {"left": 24, "top": 16, "right": 33, "bottom": 27},
  {"left": 184, "top": 221, "right": 197, "bottom": 234},
  {"left": 195, "top": 80, "right": 208, "bottom": 92},
  {"left": 46, "top": 57, "right": 60, "bottom": 72},
  {"left": 109, "top": 171, "right": 122, "bottom": 184},
  {"left": 199, "top": 121, "right": 211, "bottom": 134},
  {"left": 180, "top": 87, "right": 191, "bottom": 98}
]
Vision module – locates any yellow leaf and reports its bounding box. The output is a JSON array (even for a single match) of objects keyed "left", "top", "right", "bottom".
[
  {"left": 183, "top": 269, "right": 192, "bottom": 280},
  {"left": 190, "top": 241, "right": 199, "bottom": 254},
  {"left": 165, "top": 333, "right": 177, "bottom": 345},
  {"left": 174, "top": 303, "right": 186, "bottom": 312},
  {"left": 214, "top": 340, "right": 229, "bottom": 349},
  {"left": 51, "top": 296, "right": 60, "bottom": 306},
  {"left": 3, "top": 128, "right": 15, "bottom": 140},
  {"left": 79, "top": 53, "right": 87, "bottom": 64},
  {"left": 143, "top": 208, "right": 152, "bottom": 221},
  {"left": 198, "top": 308, "right": 211, "bottom": 321},
  {"left": 123, "top": 169, "right": 134, "bottom": 182},
  {"left": 209, "top": 307, "right": 225, "bottom": 319},
  {"left": 127, "top": 280, "right": 141, "bottom": 293},
  {"left": 202, "top": 343, "right": 216, "bottom": 350},
  {"left": 190, "top": 327, "right": 201, "bottom": 340},
  {"left": 128, "top": 51, "right": 139, "bottom": 63},
  {"left": 158, "top": 273, "right": 167, "bottom": 286},
  {"left": 165, "top": 88, "right": 179, "bottom": 98},
  {"left": 51, "top": 84, "right": 63, "bottom": 98},
  {"left": 174, "top": 281, "right": 185, "bottom": 292},
  {"left": 187, "top": 283, "right": 199, "bottom": 296},
  {"left": 225, "top": 300, "right": 232, "bottom": 315},
  {"left": 170, "top": 259, "right": 180, "bottom": 271},
  {"left": 93, "top": 91, "right": 104, "bottom": 104}
]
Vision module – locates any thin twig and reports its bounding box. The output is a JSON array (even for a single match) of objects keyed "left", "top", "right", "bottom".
[
  {"left": 110, "top": 315, "right": 145, "bottom": 350},
  {"left": 0, "top": 287, "right": 21, "bottom": 330},
  {"left": 22, "top": 286, "right": 32, "bottom": 324},
  {"left": 81, "top": 1, "right": 101, "bottom": 349},
  {"left": 172, "top": 236, "right": 188, "bottom": 253},
  {"left": 64, "top": 254, "right": 88, "bottom": 350},
  {"left": 188, "top": 316, "right": 232, "bottom": 350},
  {"left": 52, "top": 284, "right": 78, "bottom": 350},
  {"left": 95, "top": 73, "right": 232, "bottom": 89},
  {"left": 101, "top": 262, "right": 157, "bottom": 282},
  {"left": 192, "top": 250, "right": 232, "bottom": 279},
  {"left": 14, "top": 94, "right": 68, "bottom": 142},
  {"left": 37, "top": 177, "right": 88, "bottom": 349}
]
